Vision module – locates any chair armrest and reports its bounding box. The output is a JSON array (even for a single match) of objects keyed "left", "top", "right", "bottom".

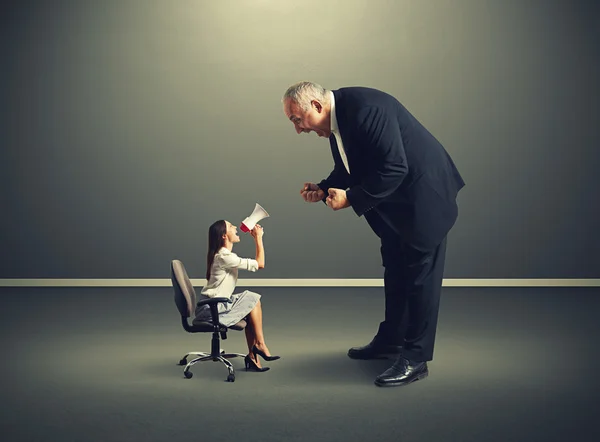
[
  {"left": 196, "top": 297, "right": 232, "bottom": 328},
  {"left": 196, "top": 297, "right": 232, "bottom": 308}
]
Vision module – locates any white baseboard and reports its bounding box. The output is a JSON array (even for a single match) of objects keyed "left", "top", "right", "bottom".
[{"left": 0, "top": 279, "right": 599, "bottom": 287}]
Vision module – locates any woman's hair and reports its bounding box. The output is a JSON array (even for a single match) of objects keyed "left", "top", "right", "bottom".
[{"left": 206, "top": 220, "right": 227, "bottom": 280}]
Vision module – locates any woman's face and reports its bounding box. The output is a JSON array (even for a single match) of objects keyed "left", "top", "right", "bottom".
[{"left": 223, "top": 220, "right": 240, "bottom": 244}]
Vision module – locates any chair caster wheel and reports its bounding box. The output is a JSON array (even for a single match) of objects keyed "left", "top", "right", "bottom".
[
  {"left": 184, "top": 371, "right": 193, "bottom": 379},
  {"left": 178, "top": 358, "right": 187, "bottom": 365},
  {"left": 226, "top": 374, "right": 235, "bottom": 382}
]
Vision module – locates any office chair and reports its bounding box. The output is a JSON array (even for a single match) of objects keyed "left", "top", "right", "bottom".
[{"left": 171, "top": 259, "right": 247, "bottom": 382}]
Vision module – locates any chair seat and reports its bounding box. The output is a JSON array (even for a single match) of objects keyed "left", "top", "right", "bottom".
[{"left": 189, "top": 319, "right": 247, "bottom": 333}]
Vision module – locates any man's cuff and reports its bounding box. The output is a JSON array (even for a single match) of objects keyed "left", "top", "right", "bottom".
[
  {"left": 316, "top": 180, "right": 329, "bottom": 204},
  {"left": 346, "top": 187, "right": 375, "bottom": 217}
]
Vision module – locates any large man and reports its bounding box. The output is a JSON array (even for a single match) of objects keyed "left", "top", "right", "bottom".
[{"left": 282, "top": 82, "right": 465, "bottom": 387}]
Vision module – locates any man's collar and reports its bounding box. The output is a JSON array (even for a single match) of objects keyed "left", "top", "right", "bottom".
[{"left": 329, "top": 90, "right": 338, "bottom": 134}]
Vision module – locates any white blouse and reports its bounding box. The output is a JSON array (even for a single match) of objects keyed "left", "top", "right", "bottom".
[{"left": 200, "top": 247, "right": 259, "bottom": 299}]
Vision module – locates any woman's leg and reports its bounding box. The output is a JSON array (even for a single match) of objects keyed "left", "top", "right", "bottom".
[
  {"left": 244, "top": 321, "right": 256, "bottom": 359},
  {"left": 245, "top": 300, "right": 274, "bottom": 357}
]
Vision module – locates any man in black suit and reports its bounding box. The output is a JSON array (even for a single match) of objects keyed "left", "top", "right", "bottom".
[{"left": 282, "top": 81, "right": 465, "bottom": 387}]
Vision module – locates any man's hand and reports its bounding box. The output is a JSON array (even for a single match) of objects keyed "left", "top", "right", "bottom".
[
  {"left": 300, "top": 182, "right": 325, "bottom": 203},
  {"left": 326, "top": 188, "right": 350, "bottom": 211}
]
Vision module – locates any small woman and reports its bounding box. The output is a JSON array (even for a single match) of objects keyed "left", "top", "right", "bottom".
[{"left": 194, "top": 220, "right": 279, "bottom": 372}]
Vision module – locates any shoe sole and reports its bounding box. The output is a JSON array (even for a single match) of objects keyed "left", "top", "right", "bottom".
[
  {"left": 374, "top": 370, "right": 429, "bottom": 387},
  {"left": 347, "top": 350, "right": 402, "bottom": 360},
  {"left": 348, "top": 353, "right": 392, "bottom": 360}
]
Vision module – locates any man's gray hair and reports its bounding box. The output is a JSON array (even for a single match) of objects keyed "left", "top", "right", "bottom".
[{"left": 282, "top": 81, "right": 329, "bottom": 111}]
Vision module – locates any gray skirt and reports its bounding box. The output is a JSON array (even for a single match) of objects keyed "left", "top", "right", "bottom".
[{"left": 193, "top": 290, "right": 261, "bottom": 327}]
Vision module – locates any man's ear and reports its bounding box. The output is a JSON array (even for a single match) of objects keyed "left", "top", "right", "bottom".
[{"left": 312, "top": 100, "right": 323, "bottom": 113}]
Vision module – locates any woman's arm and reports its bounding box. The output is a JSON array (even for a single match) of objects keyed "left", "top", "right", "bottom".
[{"left": 251, "top": 224, "right": 265, "bottom": 269}]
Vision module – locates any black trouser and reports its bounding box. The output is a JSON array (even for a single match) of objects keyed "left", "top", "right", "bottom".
[{"left": 376, "top": 235, "right": 448, "bottom": 362}]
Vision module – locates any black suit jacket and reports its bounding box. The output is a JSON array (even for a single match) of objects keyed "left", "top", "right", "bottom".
[{"left": 317, "top": 87, "right": 465, "bottom": 251}]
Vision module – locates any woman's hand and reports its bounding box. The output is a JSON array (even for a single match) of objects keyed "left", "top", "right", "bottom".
[
  {"left": 250, "top": 224, "right": 264, "bottom": 239},
  {"left": 251, "top": 224, "right": 265, "bottom": 268}
]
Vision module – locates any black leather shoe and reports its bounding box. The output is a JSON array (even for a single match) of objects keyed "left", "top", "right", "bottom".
[
  {"left": 244, "top": 355, "right": 270, "bottom": 372},
  {"left": 374, "top": 356, "right": 428, "bottom": 387},
  {"left": 252, "top": 345, "right": 280, "bottom": 361},
  {"left": 347, "top": 338, "right": 403, "bottom": 360}
]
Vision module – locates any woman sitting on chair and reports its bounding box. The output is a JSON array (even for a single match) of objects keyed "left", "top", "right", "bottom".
[{"left": 194, "top": 219, "right": 279, "bottom": 372}]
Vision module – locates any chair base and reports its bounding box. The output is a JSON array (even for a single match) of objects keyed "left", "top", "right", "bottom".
[{"left": 178, "top": 350, "right": 247, "bottom": 382}]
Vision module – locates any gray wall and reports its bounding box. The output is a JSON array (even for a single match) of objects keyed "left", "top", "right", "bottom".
[{"left": 1, "top": 0, "right": 599, "bottom": 279}]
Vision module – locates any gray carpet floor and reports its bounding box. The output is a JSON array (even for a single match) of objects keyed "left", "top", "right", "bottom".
[{"left": 1, "top": 286, "right": 599, "bottom": 442}]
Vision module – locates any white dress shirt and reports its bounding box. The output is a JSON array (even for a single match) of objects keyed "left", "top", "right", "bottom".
[
  {"left": 330, "top": 90, "right": 350, "bottom": 174},
  {"left": 200, "top": 247, "right": 259, "bottom": 299}
]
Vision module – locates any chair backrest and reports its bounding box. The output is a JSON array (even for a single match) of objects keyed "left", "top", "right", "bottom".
[{"left": 171, "top": 259, "right": 196, "bottom": 318}]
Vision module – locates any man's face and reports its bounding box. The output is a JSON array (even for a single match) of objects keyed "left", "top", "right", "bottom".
[{"left": 283, "top": 98, "right": 331, "bottom": 138}]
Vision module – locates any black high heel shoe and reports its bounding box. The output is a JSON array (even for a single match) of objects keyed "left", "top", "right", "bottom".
[
  {"left": 252, "top": 345, "right": 281, "bottom": 361},
  {"left": 244, "top": 355, "right": 270, "bottom": 372}
]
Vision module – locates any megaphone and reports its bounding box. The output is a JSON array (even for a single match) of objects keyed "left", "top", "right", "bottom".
[{"left": 240, "top": 203, "right": 270, "bottom": 233}]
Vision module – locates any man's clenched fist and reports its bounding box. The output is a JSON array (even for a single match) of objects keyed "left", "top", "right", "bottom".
[
  {"left": 300, "top": 182, "right": 325, "bottom": 203},
  {"left": 326, "top": 188, "right": 350, "bottom": 211}
]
